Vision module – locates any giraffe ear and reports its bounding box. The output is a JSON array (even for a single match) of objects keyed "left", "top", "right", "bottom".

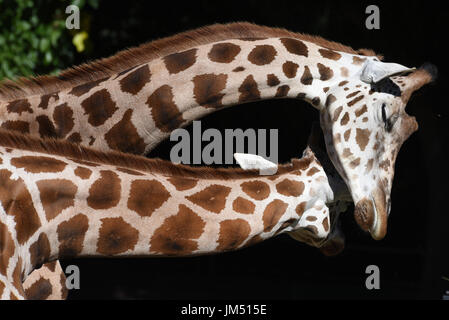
[
  {"left": 360, "top": 59, "right": 415, "bottom": 84},
  {"left": 234, "top": 153, "right": 278, "bottom": 175}
]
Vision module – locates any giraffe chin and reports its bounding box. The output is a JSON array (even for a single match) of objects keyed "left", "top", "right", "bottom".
[{"left": 354, "top": 198, "right": 387, "bottom": 241}]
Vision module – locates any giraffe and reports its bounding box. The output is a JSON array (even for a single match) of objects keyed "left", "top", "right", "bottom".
[
  {"left": 0, "top": 22, "right": 435, "bottom": 297},
  {"left": 0, "top": 129, "right": 340, "bottom": 299}
]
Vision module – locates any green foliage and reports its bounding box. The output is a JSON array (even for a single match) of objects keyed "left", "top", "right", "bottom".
[{"left": 0, "top": 0, "right": 99, "bottom": 81}]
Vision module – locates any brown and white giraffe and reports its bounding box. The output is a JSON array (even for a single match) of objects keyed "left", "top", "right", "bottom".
[
  {"left": 0, "top": 22, "right": 435, "bottom": 297},
  {"left": 0, "top": 129, "right": 339, "bottom": 299}
]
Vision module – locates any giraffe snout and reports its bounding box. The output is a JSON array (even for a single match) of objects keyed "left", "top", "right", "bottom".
[{"left": 354, "top": 193, "right": 388, "bottom": 240}]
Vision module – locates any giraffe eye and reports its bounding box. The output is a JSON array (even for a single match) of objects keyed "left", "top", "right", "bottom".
[{"left": 381, "top": 103, "right": 393, "bottom": 131}]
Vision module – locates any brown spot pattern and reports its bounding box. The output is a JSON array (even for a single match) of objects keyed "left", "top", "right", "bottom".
[
  {"left": 276, "top": 179, "right": 305, "bottom": 197},
  {"left": 150, "top": 204, "right": 205, "bottom": 255},
  {"left": 280, "top": 38, "right": 308, "bottom": 57},
  {"left": 193, "top": 73, "right": 227, "bottom": 108},
  {"left": 29, "top": 233, "right": 51, "bottom": 268},
  {"left": 341, "top": 67, "right": 349, "bottom": 77},
  {"left": 1, "top": 120, "right": 30, "bottom": 134},
  {"left": 37, "top": 93, "right": 59, "bottom": 109},
  {"left": 319, "top": 48, "right": 341, "bottom": 60},
  {"left": 263, "top": 199, "right": 289, "bottom": 232},
  {"left": 232, "top": 197, "right": 255, "bottom": 214},
  {"left": 57, "top": 214, "right": 89, "bottom": 257},
  {"left": 352, "top": 56, "right": 366, "bottom": 65},
  {"left": 147, "top": 85, "right": 185, "bottom": 132},
  {"left": 81, "top": 89, "right": 118, "bottom": 126},
  {"left": 74, "top": 167, "right": 92, "bottom": 179},
  {"left": 325, "top": 94, "right": 336, "bottom": 108},
  {"left": 307, "top": 167, "right": 320, "bottom": 176},
  {"left": 119, "top": 65, "right": 151, "bottom": 95},
  {"left": 167, "top": 177, "right": 198, "bottom": 191},
  {"left": 247, "top": 45, "right": 277, "bottom": 65},
  {"left": 348, "top": 95, "right": 364, "bottom": 107},
  {"left": 11, "top": 156, "right": 67, "bottom": 173},
  {"left": 36, "top": 115, "right": 57, "bottom": 138},
  {"left": 355, "top": 105, "right": 368, "bottom": 117},
  {"left": 217, "top": 219, "right": 251, "bottom": 251},
  {"left": 87, "top": 170, "right": 121, "bottom": 210},
  {"left": 53, "top": 103, "right": 74, "bottom": 138},
  {"left": 350, "top": 158, "right": 361, "bottom": 168},
  {"left": 163, "top": 49, "right": 197, "bottom": 74},
  {"left": 208, "top": 43, "right": 241, "bottom": 63},
  {"left": 317, "top": 63, "right": 334, "bottom": 81},
  {"left": 346, "top": 91, "right": 361, "bottom": 99},
  {"left": 300, "top": 66, "right": 313, "bottom": 85},
  {"left": 37, "top": 179, "right": 78, "bottom": 221},
  {"left": 282, "top": 61, "right": 299, "bottom": 78},
  {"left": 0, "top": 169, "right": 41, "bottom": 244},
  {"left": 186, "top": 184, "right": 231, "bottom": 214},
  {"left": 333, "top": 106, "right": 343, "bottom": 121},
  {"left": 105, "top": 109, "right": 146, "bottom": 153},
  {"left": 295, "top": 202, "right": 307, "bottom": 217},
  {"left": 275, "top": 85, "right": 290, "bottom": 98},
  {"left": 344, "top": 129, "right": 351, "bottom": 141},
  {"left": 238, "top": 75, "right": 261, "bottom": 103},
  {"left": 7, "top": 99, "right": 33, "bottom": 115},
  {"left": 128, "top": 179, "right": 170, "bottom": 217},
  {"left": 365, "top": 159, "right": 374, "bottom": 173},
  {"left": 267, "top": 74, "right": 280, "bottom": 87},
  {"left": 24, "top": 278, "right": 52, "bottom": 300},
  {"left": 356, "top": 128, "right": 371, "bottom": 151},
  {"left": 323, "top": 217, "right": 329, "bottom": 232},
  {"left": 340, "top": 113, "right": 350, "bottom": 126},
  {"left": 0, "top": 221, "right": 15, "bottom": 275},
  {"left": 97, "top": 217, "right": 139, "bottom": 255},
  {"left": 241, "top": 180, "right": 270, "bottom": 200},
  {"left": 343, "top": 148, "right": 353, "bottom": 158}
]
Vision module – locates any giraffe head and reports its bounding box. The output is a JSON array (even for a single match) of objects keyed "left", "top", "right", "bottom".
[{"left": 320, "top": 60, "right": 437, "bottom": 240}]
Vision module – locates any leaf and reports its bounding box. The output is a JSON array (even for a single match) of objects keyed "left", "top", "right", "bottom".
[
  {"left": 72, "top": 31, "right": 88, "bottom": 52},
  {"left": 39, "top": 38, "right": 50, "bottom": 52}
]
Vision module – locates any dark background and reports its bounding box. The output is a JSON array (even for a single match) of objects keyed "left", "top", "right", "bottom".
[{"left": 52, "top": 0, "right": 448, "bottom": 299}]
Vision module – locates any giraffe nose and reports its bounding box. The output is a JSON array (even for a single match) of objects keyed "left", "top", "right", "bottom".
[{"left": 354, "top": 197, "right": 387, "bottom": 240}]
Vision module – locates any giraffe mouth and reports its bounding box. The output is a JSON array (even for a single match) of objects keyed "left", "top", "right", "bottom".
[{"left": 354, "top": 197, "right": 387, "bottom": 240}]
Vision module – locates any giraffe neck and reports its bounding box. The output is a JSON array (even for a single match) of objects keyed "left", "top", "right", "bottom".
[
  {"left": 0, "top": 37, "right": 364, "bottom": 154},
  {"left": 0, "top": 134, "right": 332, "bottom": 279}
]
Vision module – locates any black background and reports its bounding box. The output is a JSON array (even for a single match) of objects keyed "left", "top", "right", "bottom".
[{"left": 61, "top": 0, "right": 448, "bottom": 299}]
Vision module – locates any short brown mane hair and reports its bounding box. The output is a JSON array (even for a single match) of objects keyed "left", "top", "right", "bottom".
[
  {"left": 0, "top": 129, "right": 315, "bottom": 180},
  {"left": 0, "top": 22, "right": 380, "bottom": 101}
]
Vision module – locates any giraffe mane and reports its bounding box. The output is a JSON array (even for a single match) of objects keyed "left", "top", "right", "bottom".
[
  {"left": 0, "top": 129, "right": 313, "bottom": 180},
  {"left": 0, "top": 21, "right": 381, "bottom": 101}
]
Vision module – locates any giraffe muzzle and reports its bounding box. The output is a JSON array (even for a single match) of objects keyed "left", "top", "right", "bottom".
[{"left": 354, "top": 197, "right": 387, "bottom": 240}]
